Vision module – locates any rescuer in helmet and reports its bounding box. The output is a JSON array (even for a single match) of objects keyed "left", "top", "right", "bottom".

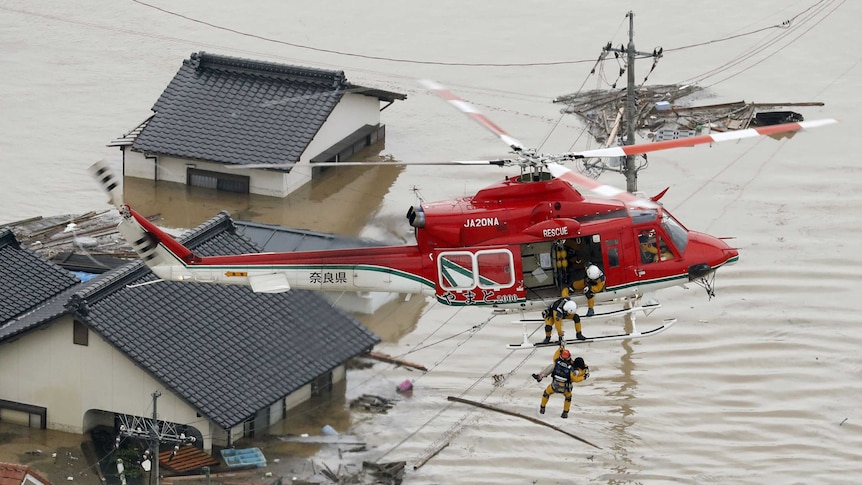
[
  {"left": 542, "top": 297, "right": 586, "bottom": 343},
  {"left": 582, "top": 264, "right": 606, "bottom": 317},
  {"left": 531, "top": 347, "right": 590, "bottom": 418}
]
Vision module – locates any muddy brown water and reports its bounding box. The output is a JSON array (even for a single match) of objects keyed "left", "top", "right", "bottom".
[{"left": 3, "top": 1, "right": 862, "bottom": 483}]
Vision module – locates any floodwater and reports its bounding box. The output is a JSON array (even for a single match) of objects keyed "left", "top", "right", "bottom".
[{"left": 2, "top": 0, "right": 862, "bottom": 483}]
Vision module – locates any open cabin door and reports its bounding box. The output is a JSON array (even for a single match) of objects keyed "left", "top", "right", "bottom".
[
  {"left": 519, "top": 236, "right": 606, "bottom": 301},
  {"left": 433, "top": 246, "right": 524, "bottom": 306}
]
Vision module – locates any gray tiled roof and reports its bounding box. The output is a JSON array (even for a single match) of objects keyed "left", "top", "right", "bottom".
[
  {"left": 131, "top": 51, "right": 404, "bottom": 169},
  {"left": 0, "top": 228, "right": 79, "bottom": 324},
  {"left": 3, "top": 215, "right": 379, "bottom": 430},
  {"left": 235, "top": 220, "right": 386, "bottom": 252}
]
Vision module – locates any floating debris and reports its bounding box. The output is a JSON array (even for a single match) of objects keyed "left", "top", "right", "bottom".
[
  {"left": 363, "top": 461, "right": 406, "bottom": 484},
  {"left": 349, "top": 394, "right": 396, "bottom": 413},
  {"left": 364, "top": 351, "right": 428, "bottom": 371},
  {"left": 552, "top": 84, "right": 825, "bottom": 178},
  {"left": 396, "top": 379, "right": 413, "bottom": 394}
]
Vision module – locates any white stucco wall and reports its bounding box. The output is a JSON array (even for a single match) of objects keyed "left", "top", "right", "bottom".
[
  {"left": 0, "top": 316, "right": 219, "bottom": 450},
  {"left": 119, "top": 92, "right": 382, "bottom": 197},
  {"left": 304, "top": 92, "right": 381, "bottom": 159},
  {"left": 283, "top": 383, "right": 312, "bottom": 411},
  {"left": 1, "top": 318, "right": 353, "bottom": 450}
]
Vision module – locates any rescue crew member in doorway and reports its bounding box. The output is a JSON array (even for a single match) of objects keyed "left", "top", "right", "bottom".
[
  {"left": 542, "top": 297, "right": 586, "bottom": 343},
  {"left": 582, "top": 264, "right": 605, "bottom": 317},
  {"left": 532, "top": 347, "right": 590, "bottom": 418}
]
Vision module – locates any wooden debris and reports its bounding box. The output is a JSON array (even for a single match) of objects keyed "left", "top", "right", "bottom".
[
  {"left": 159, "top": 445, "right": 219, "bottom": 473},
  {"left": 554, "top": 84, "right": 825, "bottom": 145},
  {"left": 447, "top": 396, "right": 601, "bottom": 449},
  {"left": 349, "top": 394, "right": 396, "bottom": 413},
  {"left": 412, "top": 442, "right": 448, "bottom": 470},
  {"left": 363, "top": 461, "right": 405, "bottom": 484},
  {"left": 363, "top": 351, "right": 428, "bottom": 371},
  {"left": 277, "top": 434, "right": 365, "bottom": 446}
]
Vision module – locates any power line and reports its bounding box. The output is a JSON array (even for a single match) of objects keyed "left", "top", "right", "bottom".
[
  {"left": 127, "top": 0, "right": 813, "bottom": 69},
  {"left": 676, "top": 0, "right": 842, "bottom": 87},
  {"left": 129, "top": 0, "right": 591, "bottom": 67}
]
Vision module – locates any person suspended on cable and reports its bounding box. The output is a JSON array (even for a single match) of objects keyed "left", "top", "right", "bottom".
[
  {"left": 542, "top": 297, "right": 586, "bottom": 343},
  {"left": 531, "top": 347, "right": 590, "bottom": 419},
  {"left": 582, "top": 264, "right": 605, "bottom": 317}
]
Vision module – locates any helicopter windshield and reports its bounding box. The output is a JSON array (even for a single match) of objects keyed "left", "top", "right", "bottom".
[{"left": 661, "top": 211, "right": 689, "bottom": 253}]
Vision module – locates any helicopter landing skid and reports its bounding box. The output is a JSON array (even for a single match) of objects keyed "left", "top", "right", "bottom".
[
  {"left": 507, "top": 318, "right": 677, "bottom": 349},
  {"left": 509, "top": 303, "right": 661, "bottom": 324}
]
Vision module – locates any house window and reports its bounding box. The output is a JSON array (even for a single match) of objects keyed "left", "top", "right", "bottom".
[
  {"left": 73, "top": 320, "right": 88, "bottom": 346},
  {"left": 187, "top": 168, "right": 249, "bottom": 194},
  {"left": 311, "top": 372, "right": 333, "bottom": 396},
  {"left": 242, "top": 416, "right": 255, "bottom": 437}
]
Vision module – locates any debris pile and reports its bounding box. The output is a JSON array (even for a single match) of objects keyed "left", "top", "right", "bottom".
[{"left": 348, "top": 395, "right": 395, "bottom": 414}]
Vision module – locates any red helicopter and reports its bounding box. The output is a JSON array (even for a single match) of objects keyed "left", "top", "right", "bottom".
[{"left": 89, "top": 81, "right": 835, "bottom": 342}]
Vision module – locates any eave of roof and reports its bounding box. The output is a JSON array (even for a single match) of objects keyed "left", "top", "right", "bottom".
[
  {"left": 0, "top": 228, "right": 79, "bottom": 326},
  {"left": 66, "top": 212, "right": 380, "bottom": 429}
]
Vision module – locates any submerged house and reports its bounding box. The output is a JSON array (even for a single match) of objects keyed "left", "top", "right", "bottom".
[
  {"left": 0, "top": 217, "right": 379, "bottom": 451},
  {"left": 109, "top": 51, "right": 406, "bottom": 197}
]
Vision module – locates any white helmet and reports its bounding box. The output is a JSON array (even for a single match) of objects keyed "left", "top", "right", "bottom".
[
  {"left": 586, "top": 265, "right": 603, "bottom": 280},
  {"left": 563, "top": 300, "right": 577, "bottom": 314}
]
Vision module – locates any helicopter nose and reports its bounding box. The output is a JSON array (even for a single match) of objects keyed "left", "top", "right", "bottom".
[
  {"left": 689, "top": 232, "right": 739, "bottom": 267},
  {"left": 722, "top": 246, "right": 740, "bottom": 266}
]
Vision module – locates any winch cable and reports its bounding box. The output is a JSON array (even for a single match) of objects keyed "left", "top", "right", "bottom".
[{"left": 377, "top": 328, "right": 545, "bottom": 465}]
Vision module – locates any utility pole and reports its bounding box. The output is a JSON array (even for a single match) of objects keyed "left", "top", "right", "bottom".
[
  {"left": 603, "top": 11, "right": 661, "bottom": 193},
  {"left": 151, "top": 391, "right": 160, "bottom": 485},
  {"left": 117, "top": 390, "right": 197, "bottom": 485}
]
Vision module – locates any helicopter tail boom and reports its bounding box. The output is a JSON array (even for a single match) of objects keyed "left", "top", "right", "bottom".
[{"left": 118, "top": 206, "right": 204, "bottom": 282}]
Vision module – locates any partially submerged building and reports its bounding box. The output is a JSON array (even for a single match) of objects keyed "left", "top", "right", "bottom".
[
  {"left": 0, "top": 216, "right": 379, "bottom": 451},
  {"left": 109, "top": 51, "right": 406, "bottom": 197}
]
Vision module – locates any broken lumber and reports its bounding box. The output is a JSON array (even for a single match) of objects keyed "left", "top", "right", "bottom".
[
  {"left": 364, "top": 351, "right": 428, "bottom": 371},
  {"left": 447, "top": 396, "right": 601, "bottom": 449}
]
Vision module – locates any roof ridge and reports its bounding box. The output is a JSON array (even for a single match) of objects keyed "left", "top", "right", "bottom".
[{"left": 188, "top": 51, "right": 347, "bottom": 87}]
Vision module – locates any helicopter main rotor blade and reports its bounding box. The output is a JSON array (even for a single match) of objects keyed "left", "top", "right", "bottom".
[
  {"left": 547, "top": 162, "right": 658, "bottom": 209},
  {"left": 564, "top": 118, "right": 838, "bottom": 159},
  {"left": 222, "top": 159, "right": 512, "bottom": 170},
  {"left": 419, "top": 79, "right": 527, "bottom": 152}
]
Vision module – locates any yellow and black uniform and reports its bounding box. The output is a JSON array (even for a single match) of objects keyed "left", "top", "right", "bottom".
[
  {"left": 542, "top": 297, "right": 585, "bottom": 343},
  {"left": 534, "top": 348, "right": 589, "bottom": 419},
  {"left": 567, "top": 255, "right": 588, "bottom": 291},
  {"left": 582, "top": 265, "right": 605, "bottom": 317},
  {"left": 641, "top": 238, "right": 659, "bottom": 263}
]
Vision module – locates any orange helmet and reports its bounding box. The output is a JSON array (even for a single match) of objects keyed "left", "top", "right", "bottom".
[{"left": 560, "top": 349, "right": 571, "bottom": 360}]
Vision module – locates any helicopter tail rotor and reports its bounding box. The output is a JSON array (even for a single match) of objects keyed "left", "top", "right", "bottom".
[{"left": 88, "top": 159, "right": 124, "bottom": 209}]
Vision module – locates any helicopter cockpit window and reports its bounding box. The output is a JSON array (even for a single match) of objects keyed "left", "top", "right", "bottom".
[
  {"left": 639, "top": 229, "right": 675, "bottom": 263},
  {"left": 657, "top": 238, "right": 674, "bottom": 261},
  {"left": 638, "top": 230, "right": 660, "bottom": 264},
  {"left": 630, "top": 209, "right": 658, "bottom": 224},
  {"left": 661, "top": 213, "right": 689, "bottom": 254}
]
